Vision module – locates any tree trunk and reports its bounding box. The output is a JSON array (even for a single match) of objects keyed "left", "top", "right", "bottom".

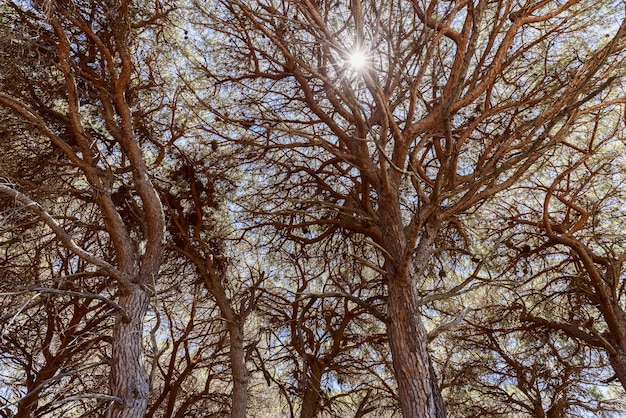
[
  {"left": 205, "top": 274, "right": 251, "bottom": 418},
  {"left": 609, "top": 350, "right": 626, "bottom": 390},
  {"left": 229, "top": 320, "right": 249, "bottom": 418},
  {"left": 105, "top": 285, "right": 151, "bottom": 418},
  {"left": 387, "top": 274, "right": 446, "bottom": 418},
  {"left": 15, "top": 395, "right": 37, "bottom": 418},
  {"left": 378, "top": 191, "right": 446, "bottom": 417},
  {"left": 299, "top": 359, "right": 324, "bottom": 418},
  {"left": 605, "top": 306, "right": 626, "bottom": 390},
  {"left": 15, "top": 388, "right": 40, "bottom": 418}
]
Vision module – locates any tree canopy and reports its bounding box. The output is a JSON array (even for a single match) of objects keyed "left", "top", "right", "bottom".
[{"left": 1, "top": 0, "right": 626, "bottom": 417}]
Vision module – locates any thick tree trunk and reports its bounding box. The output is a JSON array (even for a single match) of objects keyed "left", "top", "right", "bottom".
[
  {"left": 105, "top": 285, "right": 151, "bottom": 418},
  {"left": 299, "top": 359, "right": 324, "bottom": 418},
  {"left": 229, "top": 321, "right": 249, "bottom": 418},
  {"left": 15, "top": 387, "right": 40, "bottom": 418},
  {"left": 378, "top": 190, "right": 446, "bottom": 417},
  {"left": 387, "top": 275, "right": 446, "bottom": 418}
]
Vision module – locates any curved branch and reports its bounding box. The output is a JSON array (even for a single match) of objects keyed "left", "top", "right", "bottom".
[
  {"left": 295, "top": 292, "right": 388, "bottom": 323},
  {"left": 15, "top": 286, "right": 130, "bottom": 323},
  {"left": 0, "top": 184, "right": 132, "bottom": 291}
]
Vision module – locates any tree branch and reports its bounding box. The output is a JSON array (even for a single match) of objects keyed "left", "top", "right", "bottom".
[
  {"left": 0, "top": 184, "right": 132, "bottom": 291},
  {"left": 15, "top": 286, "right": 130, "bottom": 323}
]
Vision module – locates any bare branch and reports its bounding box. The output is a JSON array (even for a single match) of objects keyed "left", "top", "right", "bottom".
[
  {"left": 0, "top": 184, "right": 132, "bottom": 290},
  {"left": 15, "top": 286, "right": 130, "bottom": 323}
]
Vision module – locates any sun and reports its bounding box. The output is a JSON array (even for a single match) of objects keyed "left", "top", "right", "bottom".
[
  {"left": 346, "top": 48, "right": 371, "bottom": 71},
  {"left": 347, "top": 48, "right": 369, "bottom": 70}
]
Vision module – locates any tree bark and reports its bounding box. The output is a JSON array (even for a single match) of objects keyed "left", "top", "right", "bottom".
[
  {"left": 387, "top": 271, "right": 446, "bottom": 418},
  {"left": 228, "top": 320, "right": 249, "bottom": 418},
  {"left": 105, "top": 285, "right": 151, "bottom": 418},
  {"left": 299, "top": 359, "right": 324, "bottom": 418},
  {"left": 377, "top": 188, "right": 446, "bottom": 417},
  {"left": 15, "top": 384, "right": 42, "bottom": 418},
  {"left": 201, "top": 268, "right": 250, "bottom": 418}
]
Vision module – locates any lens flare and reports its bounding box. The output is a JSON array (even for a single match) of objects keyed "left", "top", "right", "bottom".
[{"left": 347, "top": 49, "right": 368, "bottom": 70}]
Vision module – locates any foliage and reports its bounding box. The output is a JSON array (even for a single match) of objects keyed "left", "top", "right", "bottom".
[{"left": 2, "top": 0, "right": 626, "bottom": 417}]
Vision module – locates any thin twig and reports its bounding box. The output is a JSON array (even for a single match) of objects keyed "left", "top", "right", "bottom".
[{"left": 15, "top": 286, "right": 130, "bottom": 323}]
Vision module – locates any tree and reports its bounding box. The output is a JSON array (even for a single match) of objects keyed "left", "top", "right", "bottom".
[
  {"left": 254, "top": 235, "right": 396, "bottom": 417},
  {"left": 439, "top": 297, "right": 624, "bottom": 417},
  {"left": 0, "top": 0, "right": 175, "bottom": 415},
  {"left": 4, "top": 0, "right": 626, "bottom": 416},
  {"left": 485, "top": 89, "right": 626, "bottom": 391},
  {"left": 190, "top": 0, "right": 626, "bottom": 415},
  {"left": 0, "top": 234, "right": 113, "bottom": 417},
  {"left": 159, "top": 148, "right": 261, "bottom": 418},
  {"left": 145, "top": 267, "right": 234, "bottom": 418}
]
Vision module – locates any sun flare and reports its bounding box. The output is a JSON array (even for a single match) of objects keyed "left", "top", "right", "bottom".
[{"left": 347, "top": 49, "right": 368, "bottom": 70}]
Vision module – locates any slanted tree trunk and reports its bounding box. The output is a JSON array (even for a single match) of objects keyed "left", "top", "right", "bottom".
[
  {"left": 198, "top": 257, "right": 250, "bottom": 418},
  {"left": 16, "top": 351, "right": 61, "bottom": 418},
  {"left": 15, "top": 301, "right": 93, "bottom": 418},
  {"left": 609, "top": 350, "right": 626, "bottom": 390},
  {"left": 599, "top": 301, "right": 626, "bottom": 389},
  {"left": 549, "top": 232, "right": 626, "bottom": 392},
  {"left": 16, "top": 373, "right": 48, "bottom": 418},
  {"left": 15, "top": 390, "right": 39, "bottom": 418}
]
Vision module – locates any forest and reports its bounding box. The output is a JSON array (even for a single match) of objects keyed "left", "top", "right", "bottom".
[{"left": 1, "top": 0, "right": 626, "bottom": 417}]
